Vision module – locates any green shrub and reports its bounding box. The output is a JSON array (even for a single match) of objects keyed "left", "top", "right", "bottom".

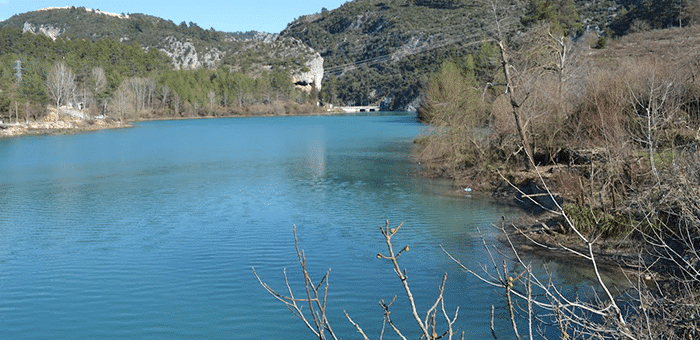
[{"left": 563, "top": 203, "right": 635, "bottom": 237}]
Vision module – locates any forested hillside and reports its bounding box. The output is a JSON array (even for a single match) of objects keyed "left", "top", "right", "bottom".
[
  {"left": 282, "top": 0, "right": 512, "bottom": 110},
  {"left": 281, "top": 0, "right": 694, "bottom": 110},
  {"left": 0, "top": 7, "right": 324, "bottom": 123}
]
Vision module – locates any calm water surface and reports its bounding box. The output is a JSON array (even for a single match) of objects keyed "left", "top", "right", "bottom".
[{"left": 1, "top": 113, "right": 527, "bottom": 339}]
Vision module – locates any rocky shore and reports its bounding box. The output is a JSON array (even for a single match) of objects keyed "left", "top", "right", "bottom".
[{"left": 0, "top": 110, "right": 131, "bottom": 139}]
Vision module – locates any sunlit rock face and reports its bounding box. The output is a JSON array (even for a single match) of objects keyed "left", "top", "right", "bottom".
[
  {"left": 158, "top": 37, "right": 224, "bottom": 70},
  {"left": 292, "top": 53, "right": 324, "bottom": 92},
  {"left": 22, "top": 22, "right": 63, "bottom": 41}
]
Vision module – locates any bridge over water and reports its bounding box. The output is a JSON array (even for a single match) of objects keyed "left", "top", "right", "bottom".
[{"left": 338, "top": 106, "right": 380, "bottom": 113}]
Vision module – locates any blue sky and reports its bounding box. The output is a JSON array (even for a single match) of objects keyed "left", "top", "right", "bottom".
[{"left": 0, "top": 0, "right": 348, "bottom": 33}]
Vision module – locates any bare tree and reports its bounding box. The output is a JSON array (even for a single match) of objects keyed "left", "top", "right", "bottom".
[
  {"left": 172, "top": 92, "right": 181, "bottom": 116},
  {"left": 160, "top": 85, "right": 171, "bottom": 109},
  {"left": 440, "top": 168, "right": 638, "bottom": 339},
  {"left": 46, "top": 61, "right": 76, "bottom": 114},
  {"left": 77, "top": 86, "right": 93, "bottom": 111},
  {"left": 253, "top": 226, "right": 339, "bottom": 340},
  {"left": 487, "top": 1, "right": 535, "bottom": 170},
  {"left": 146, "top": 78, "right": 155, "bottom": 109},
  {"left": 24, "top": 101, "right": 29, "bottom": 124},
  {"left": 130, "top": 78, "right": 146, "bottom": 113},
  {"left": 92, "top": 67, "right": 107, "bottom": 95},
  {"left": 208, "top": 90, "right": 217, "bottom": 116},
  {"left": 376, "top": 221, "right": 459, "bottom": 340},
  {"left": 507, "top": 23, "right": 589, "bottom": 165},
  {"left": 92, "top": 67, "right": 108, "bottom": 115},
  {"left": 626, "top": 62, "right": 679, "bottom": 185},
  {"left": 111, "top": 85, "right": 130, "bottom": 122}
]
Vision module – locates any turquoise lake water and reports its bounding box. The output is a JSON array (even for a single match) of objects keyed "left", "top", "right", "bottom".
[{"left": 0, "top": 113, "right": 528, "bottom": 339}]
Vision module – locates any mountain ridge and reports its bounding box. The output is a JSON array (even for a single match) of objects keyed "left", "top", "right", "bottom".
[{"left": 0, "top": 6, "right": 321, "bottom": 87}]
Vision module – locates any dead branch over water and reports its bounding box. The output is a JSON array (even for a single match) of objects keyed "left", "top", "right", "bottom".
[{"left": 254, "top": 221, "right": 462, "bottom": 340}]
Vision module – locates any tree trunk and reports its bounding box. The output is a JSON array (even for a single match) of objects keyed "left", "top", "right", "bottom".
[{"left": 498, "top": 40, "right": 534, "bottom": 170}]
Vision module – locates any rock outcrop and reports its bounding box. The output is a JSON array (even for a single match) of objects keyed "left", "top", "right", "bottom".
[
  {"left": 157, "top": 36, "right": 225, "bottom": 70},
  {"left": 292, "top": 52, "right": 324, "bottom": 92},
  {"left": 22, "top": 22, "right": 63, "bottom": 40},
  {"left": 22, "top": 7, "right": 129, "bottom": 41}
]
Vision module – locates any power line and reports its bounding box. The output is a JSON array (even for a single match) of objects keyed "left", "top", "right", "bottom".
[
  {"left": 321, "top": 16, "right": 520, "bottom": 77},
  {"left": 323, "top": 33, "right": 486, "bottom": 76}
]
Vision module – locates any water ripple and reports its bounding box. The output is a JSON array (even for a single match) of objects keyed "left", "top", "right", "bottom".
[{"left": 0, "top": 115, "right": 527, "bottom": 339}]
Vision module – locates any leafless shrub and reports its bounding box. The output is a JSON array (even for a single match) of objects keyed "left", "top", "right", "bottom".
[
  {"left": 568, "top": 68, "right": 630, "bottom": 149},
  {"left": 254, "top": 222, "right": 462, "bottom": 340},
  {"left": 253, "top": 226, "right": 338, "bottom": 340},
  {"left": 556, "top": 55, "right": 692, "bottom": 211},
  {"left": 454, "top": 131, "right": 700, "bottom": 340},
  {"left": 417, "top": 17, "right": 700, "bottom": 340},
  {"left": 109, "top": 77, "right": 158, "bottom": 119},
  {"left": 565, "top": 66, "right": 639, "bottom": 210},
  {"left": 46, "top": 61, "right": 77, "bottom": 112},
  {"left": 490, "top": 94, "right": 517, "bottom": 138},
  {"left": 510, "top": 23, "right": 588, "bottom": 164},
  {"left": 628, "top": 20, "right": 652, "bottom": 34},
  {"left": 682, "top": 0, "right": 700, "bottom": 26}
]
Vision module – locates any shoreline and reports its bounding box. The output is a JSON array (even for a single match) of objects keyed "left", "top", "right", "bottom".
[
  {"left": 0, "top": 119, "right": 134, "bottom": 139},
  {"left": 130, "top": 109, "right": 347, "bottom": 123},
  {"left": 0, "top": 108, "right": 351, "bottom": 139},
  {"left": 441, "top": 172, "right": 646, "bottom": 285}
]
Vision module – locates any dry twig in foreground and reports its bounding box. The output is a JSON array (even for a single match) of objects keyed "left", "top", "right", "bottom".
[{"left": 254, "top": 221, "right": 462, "bottom": 339}]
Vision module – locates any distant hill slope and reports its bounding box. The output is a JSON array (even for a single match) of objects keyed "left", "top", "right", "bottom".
[
  {"left": 0, "top": 6, "right": 323, "bottom": 88},
  {"left": 281, "top": 0, "right": 512, "bottom": 110},
  {"left": 587, "top": 26, "right": 700, "bottom": 67},
  {"left": 279, "top": 0, "right": 686, "bottom": 110}
]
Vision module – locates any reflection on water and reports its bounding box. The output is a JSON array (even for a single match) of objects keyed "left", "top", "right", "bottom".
[{"left": 0, "top": 113, "right": 596, "bottom": 339}]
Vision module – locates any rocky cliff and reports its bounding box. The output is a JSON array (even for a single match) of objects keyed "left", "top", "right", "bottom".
[
  {"left": 22, "top": 22, "right": 62, "bottom": 40},
  {"left": 279, "top": 0, "right": 498, "bottom": 110},
  {"left": 158, "top": 36, "right": 224, "bottom": 70},
  {"left": 292, "top": 53, "right": 324, "bottom": 92}
]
